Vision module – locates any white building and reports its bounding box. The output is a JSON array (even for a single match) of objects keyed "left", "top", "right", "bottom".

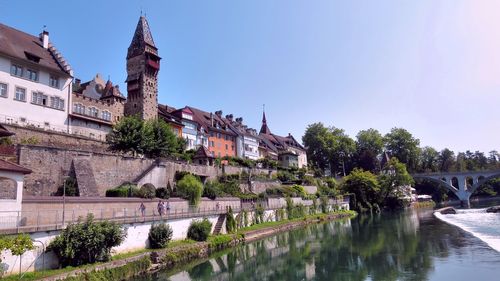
[
  {"left": 172, "top": 107, "right": 201, "bottom": 151},
  {"left": 0, "top": 24, "right": 73, "bottom": 132}
]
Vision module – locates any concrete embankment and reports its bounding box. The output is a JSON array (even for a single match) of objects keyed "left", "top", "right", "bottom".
[{"left": 37, "top": 212, "right": 355, "bottom": 281}]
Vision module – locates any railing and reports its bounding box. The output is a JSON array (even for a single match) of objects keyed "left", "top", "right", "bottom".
[{"left": 0, "top": 197, "right": 350, "bottom": 234}]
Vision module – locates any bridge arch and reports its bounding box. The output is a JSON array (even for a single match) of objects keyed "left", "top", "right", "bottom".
[
  {"left": 412, "top": 176, "right": 459, "bottom": 197},
  {"left": 469, "top": 172, "right": 500, "bottom": 195}
]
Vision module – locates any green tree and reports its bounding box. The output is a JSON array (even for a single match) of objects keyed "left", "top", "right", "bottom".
[
  {"left": 355, "top": 129, "right": 384, "bottom": 172},
  {"left": 107, "top": 115, "right": 144, "bottom": 155},
  {"left": 148, "top": 223, "right": 173, "bottom": 249},
  {"left": 341, "top": 168, "right": 381, "bottom": 211},
  {"left": 384, "top": 128, "right": 420, "bottom": 172},
  {"left": 142, "top": 119, "right": 180, "bottom": 158},
  {"left": 419, "top": 146, "right": 439, "bottom": 173},
  {"left": 438, "top": 148, "right": 455, "bottom": 172},
  {"left": 378, "top": 157, "right": 414, "bottom": 209},
  {"left": 302, "top": 123, "right": 331, "bottom": 174},
  {"left": 325, "top": 127, "right": 356, "bottom": 177},
  {"left": 176, "top": 174, "right": 203, "bottom": 205}
]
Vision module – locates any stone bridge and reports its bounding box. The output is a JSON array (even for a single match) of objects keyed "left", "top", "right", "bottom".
[{"left": 412, "top": 170, "right": 500, "bottom": 206}]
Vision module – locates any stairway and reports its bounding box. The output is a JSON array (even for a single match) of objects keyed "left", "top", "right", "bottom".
[{"left": 212, "top": 214, "right": 226, "bottom": 235}]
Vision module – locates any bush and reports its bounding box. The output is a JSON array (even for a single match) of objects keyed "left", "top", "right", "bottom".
[
  {"left": 220, "top": 180, "right": 241, "bottom": 196},
  {"left": 187, "top": 218, "right": 212, "bottom": 241},
  {"left": 203, "top": 180, "right": 223, "bottom": 200},
  {"left": 139, "top": 183, "right": 156, "bottom": 199},
  {"left": 53, "top": 177, "right": 79, "bottom": 196},
  {"left": 290, "top": 184, "right": 307, "bottom": 198},
  {"left": 277, "top": 170, "right": 295, "bottom": 182},
  {"left": 48, "top": 214, "right": 126, "bottom": 267},
  {"left": 225, "top": 207, "right": 236, "bottom": 233},
  {"left": 156, "top": 187, "right": 170, "bottom": 199},
  {"left": 106, "top": 183, "right": 139, "bottom": 197},
  {"left": 177, "top": 174, "right": 203, "bottom": 205},
  {"left": 148, "top": 223, "right": 173, "bottom": 249}
]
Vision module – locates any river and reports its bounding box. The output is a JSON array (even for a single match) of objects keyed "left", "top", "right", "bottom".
[{"left": 133, "top": 201, "right": 500, "bottom": 281}]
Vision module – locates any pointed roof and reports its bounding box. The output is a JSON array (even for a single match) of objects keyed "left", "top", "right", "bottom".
[
  {"left": 193, "top": 146, "right": 215, "bottom": 159},
  {"left": 260, "top": 110, "right": 271, "bottom": 135},
  {"left": 127, "top": 16, "right": 157, "bottom": 59},
  {"left": 0, "top": 159, "right": 31, "bottom": 174}
]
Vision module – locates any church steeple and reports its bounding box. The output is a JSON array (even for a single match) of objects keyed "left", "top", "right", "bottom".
[
  {"left": 124, "top": 16, "right": 161, "bottom": 120},
  {"left": 260, "top": 108, "right": 271, "bottom": 135}
]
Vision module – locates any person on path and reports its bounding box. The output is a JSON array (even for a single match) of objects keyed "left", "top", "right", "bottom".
[
  {"left": 139, "top": 202, "right": 146, "bottom": 218},
  {"left": 157, "top": 200, "right": 164, "bottom": 216}
]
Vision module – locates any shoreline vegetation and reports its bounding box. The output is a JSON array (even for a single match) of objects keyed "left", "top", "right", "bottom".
[{"left": 2, "top": 210, "right": 355, "bottom": 281}]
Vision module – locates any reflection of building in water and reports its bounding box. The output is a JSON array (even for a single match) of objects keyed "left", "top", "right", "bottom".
[{"left": 305, "top": 260, "right": 316, "bottom": 280}]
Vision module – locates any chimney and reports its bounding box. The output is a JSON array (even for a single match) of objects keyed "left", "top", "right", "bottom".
[
  {"left": 210, "top": 113, "right": 214, "bottom": 127},
  {"left": 225, "top": 114, "right": 234, "bottom": 122},
  {"left": 215, "top": 110, "right": 223, "bottom": 117},
  {"left": 74, "top": 78, "right": 81, "bottom": 88},
  {"left": 236, "top": 117, "right": 243, "bottom": 125},
  {"left": 41, "top": 30, "right": 49, "bottom": 49}
]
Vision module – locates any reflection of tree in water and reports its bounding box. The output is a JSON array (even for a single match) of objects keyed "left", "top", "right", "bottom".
[{"left": 142, "top": 210, "right": 478, "bottom": 281}]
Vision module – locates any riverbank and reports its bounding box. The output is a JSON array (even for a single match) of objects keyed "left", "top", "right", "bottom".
[{"left": 3, "top": 210, "right": 355, "bottom": 281}]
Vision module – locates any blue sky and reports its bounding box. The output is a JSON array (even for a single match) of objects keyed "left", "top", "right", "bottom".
[{"left": 2, "top": 0, "right": 499, "bottom": 153}]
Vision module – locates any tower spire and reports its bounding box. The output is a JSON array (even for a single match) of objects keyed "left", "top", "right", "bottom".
[{"left": 260, "top": 104, "right": 271, "bottom": 135}]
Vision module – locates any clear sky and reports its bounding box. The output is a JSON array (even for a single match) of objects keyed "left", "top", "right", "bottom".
[{"left": 2, "top": 0, "right": 499, "bottom": 153}]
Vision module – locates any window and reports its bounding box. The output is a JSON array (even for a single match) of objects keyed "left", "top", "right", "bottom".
[
  {"left": 14, "top": 87, "right": 26, "bottom": 101},
  {"left": 0, "top": 83, "right": 7, "bottom": 98},
  {"left": 73, "top": 103, "right": 85, "bottom": 114},
  {"left": 32, "top": 92, "right": 48, "bottom": 106},
  {"left": 217, "top": 133, "right": 221, "bottom": 139},
  {"left": 210, "top": 132, "right": 214, "bottom": 137},
  {"left": 88, "top": 107, "right": 99, "bottom": 118},
  {"left": 49, "top": 75, "right": 59, "bottom": 88},
  {"left": 225, "top": 144, "right": 228, "bottom": 150},
  {"left": 102, "top": 111, "right": 111, "bottom": 121},
  {"left": 50, "top": 96, "right": 65, "bottom": 110},
  {"left": 26, "top": 69, "right": 38, "bottom": 81},
  {"left": 10, "top": 65, "right": 23, "bottom": 77},
  {"left": 231, "top": 145, "right": 234, "bottom": 151}
]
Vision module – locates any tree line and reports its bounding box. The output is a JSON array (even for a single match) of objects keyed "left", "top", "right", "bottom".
[{"left": 302, "top": 123, "right": 500, "bottom": 176}]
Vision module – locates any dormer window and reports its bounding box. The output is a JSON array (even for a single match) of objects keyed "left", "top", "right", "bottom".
[{"left": 24, "top": 52, "right": 41, "bottom": 63}]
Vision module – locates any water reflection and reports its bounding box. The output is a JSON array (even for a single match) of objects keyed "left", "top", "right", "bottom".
[{"left": 136, "top": 209, "right": 500, "bottom": 281}]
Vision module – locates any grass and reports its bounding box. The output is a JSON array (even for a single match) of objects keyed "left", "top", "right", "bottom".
[{"left": 1, "top": 264, "right": 94, "bottom": 281}]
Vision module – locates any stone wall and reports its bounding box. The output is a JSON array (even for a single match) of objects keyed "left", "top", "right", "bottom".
[
  {"left": 18, "top": 145, "right": 154, "bottom": 196},
  {"left": 17, "top": 145, "right": 278, "bottom": 197},
  {"left": 4, "top": 124, "right": 109, "bottom": 153}
]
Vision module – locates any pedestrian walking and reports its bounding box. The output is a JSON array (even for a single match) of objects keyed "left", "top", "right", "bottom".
[
  {"left": 139, "top": 202, "right": 146, "bottom": 218},
  {"left": 157, "top": 200, "right": 164, "bottom": 216}
]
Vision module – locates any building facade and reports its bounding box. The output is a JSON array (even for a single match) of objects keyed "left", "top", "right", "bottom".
[
  {"left": 124, "top": 16, "right": 160, "bottom": 120},
  {"left": 259, "top": 111, "right": 307, "bottom": 168},
  {"left": 172, "top": 107, "right": 201, "bottom": 150},
  {"left": 69, "top": 74, "right": 125, "bottom": 140},
  {"left": 0, "top": 24, "right": 73, "bottom": 133},
  {"left": 189, "top": 107, "right": 237, "bottom": 158}
]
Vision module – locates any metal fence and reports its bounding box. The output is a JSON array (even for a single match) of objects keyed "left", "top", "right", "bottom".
[{"left": 0, "top": 197, "right": 350, "bottom": 234}]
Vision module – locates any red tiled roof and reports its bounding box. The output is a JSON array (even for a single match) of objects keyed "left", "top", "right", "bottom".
[
  {"left": 0, "top": 23, "right": 71, "bottom": 75},
  {"left": 0, "top": 159, "right": 31, "bottom": 174},
  {"left": 193, "top": 146, "right": 215, "bottom": 159}
]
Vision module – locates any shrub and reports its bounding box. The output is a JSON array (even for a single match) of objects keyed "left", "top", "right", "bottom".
[
  {"left": 277, "top": 170, "right": 295, "bottom": 182},
  {"left": 177, "top": 174, "right": 203, "bottom": 205},
  {"left": 106, "top": 183, "right": 139, "bottom": 197},
  {"left": 139, "top": 183, "right": 156, "bottom": 199},
  {"left": 225, "top": 207, "right": 236, "bottom": 233},
  {"left": 156, "top": 187, "right": 170, "bottom": 199},
  {"left": 290, "top": 184, "right": 307, "bottom": 198},
  {"left": 220, "top": 180, "right": 241, "bottom": 196},
  {"left": 255, "top": 204, "right": 265, "bottom": 224},
  {"left": 148, "top": 223, "right": 173, "bottom": 249},
  {"left": 53, "top": 177, "right": 79, "bottom": 196},
  {"left": 203, "top": 180, "right": 223, "bottom": 200},
  {"left": 320, "top": 195, "right": 329, "bottom": 213},
  {"left": 63, "top": 256, "right": 151, "bottom": 281},
  {"left": 187, "top": 218, "right": 212, "bottom": 241},
  {"left": 48, "top": 214, "right": 126, "bottom": 267}
]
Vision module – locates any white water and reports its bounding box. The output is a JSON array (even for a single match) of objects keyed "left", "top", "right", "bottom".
[{"left": 435, "top": 208, "right": 500, "bottom": 252}]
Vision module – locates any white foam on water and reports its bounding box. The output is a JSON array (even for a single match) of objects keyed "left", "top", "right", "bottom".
[{"left": 434, "top": 208, "right": 500, "bottom": 252}]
